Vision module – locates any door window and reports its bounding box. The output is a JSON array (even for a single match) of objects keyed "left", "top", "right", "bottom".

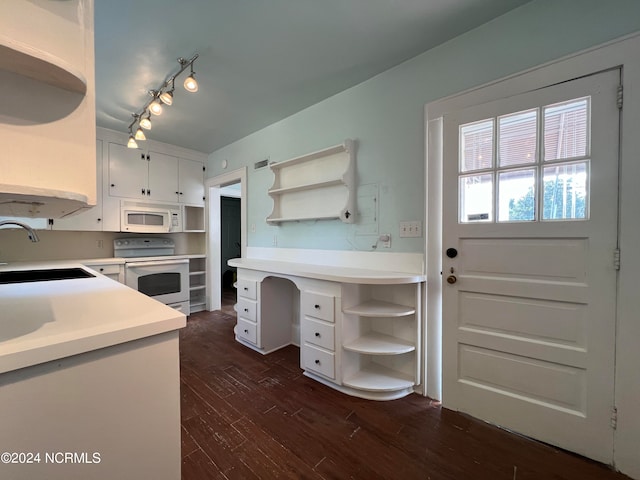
[{"left": 458, "top": 97, "right": 590, "bottom": 223}]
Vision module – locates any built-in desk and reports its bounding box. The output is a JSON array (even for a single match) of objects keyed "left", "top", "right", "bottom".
[{"left": 228, "top": 256, "right": 426, "bottom": 400}]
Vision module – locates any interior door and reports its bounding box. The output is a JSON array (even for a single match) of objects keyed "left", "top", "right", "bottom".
[{"left": 441, "top": 69, "right": 620, "bottom": 463}]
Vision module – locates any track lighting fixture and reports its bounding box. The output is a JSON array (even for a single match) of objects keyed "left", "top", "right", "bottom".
[{"left": 126, "top": 53, "right": 199, "bottom": 148}]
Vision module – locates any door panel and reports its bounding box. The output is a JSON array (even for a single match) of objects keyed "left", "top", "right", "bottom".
[{"left": 442, "top": 69, "right": 619, "bottom": 463}]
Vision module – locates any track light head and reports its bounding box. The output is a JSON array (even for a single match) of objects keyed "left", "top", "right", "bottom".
[
  {"left": 127, "top": 133, "right": 138, "bottom": 149},
  {"left": 184, "top": 64, "right": 198, "bottom": 92},
  {"left": 134, "top": 127, "right": 146, "bottom": 141},
  {"left": 159, "top": 89, "right": 174, "bottom": 106},
  {"left": 140, "top": 113, "right": 152, "bottom": 130}
]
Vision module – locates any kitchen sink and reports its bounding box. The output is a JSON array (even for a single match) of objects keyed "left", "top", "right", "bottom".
[{"left": 0, "top": 268, "right": 95, "bottom": 284}]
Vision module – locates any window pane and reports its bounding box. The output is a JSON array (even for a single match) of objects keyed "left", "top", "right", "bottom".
[
  {"left": 544, "top": 98, "right": 589, "bottom": 161},
  {"left": 542, "top": 162, "right": 588, "bottom": 220},
  {"left": 459, "top": 174, "right": 493, "bottom": 223},
  {"left": 498, "top": 109, "right": 537, "bottom": 167},
  {"left": 460, "top": 120, "right": 493, "bottom": 172},
  {"left": 498, "top": 169, "right": 536, "bottom": 222}
]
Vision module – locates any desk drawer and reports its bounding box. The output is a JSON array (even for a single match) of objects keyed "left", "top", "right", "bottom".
[
  {"left": 236, "top": 318, "right": 257, "bottom": 345},
  {"left": 302, "top": 345, "right": 335, "bottom": 379},
  {"left": 236, "top": 297, "right": 257, "bottom": 322},
  {"left": 301, "top": 292, "right": 334, "bottom": 323},
  {"left": 302, "top": 317, "right": 335, "bottom": 351},
  {"left": 236, "top": 279, "right": 257, "bottom": 300}
]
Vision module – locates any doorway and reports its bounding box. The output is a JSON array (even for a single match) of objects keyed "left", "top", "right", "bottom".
[{"left": 205, "top": 167, "right": 247, "bottom": 312}]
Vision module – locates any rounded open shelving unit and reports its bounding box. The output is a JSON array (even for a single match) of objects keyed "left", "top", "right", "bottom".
[{"left": 0, "top": 40, "right": 87, "bottom": 94}]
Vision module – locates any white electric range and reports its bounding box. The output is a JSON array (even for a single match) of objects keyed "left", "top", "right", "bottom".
[{"left": 114, "top": 237, "right": 190, "bottom": 314}]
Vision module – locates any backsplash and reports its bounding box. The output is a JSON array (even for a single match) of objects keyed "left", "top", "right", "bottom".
[{"left": 0, "top": 230, "right": 205, "bottom": 262}]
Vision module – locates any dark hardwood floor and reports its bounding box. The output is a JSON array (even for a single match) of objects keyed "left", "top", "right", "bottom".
[{"left": 180, "top": 290, "right": 630, "bottom": 480}]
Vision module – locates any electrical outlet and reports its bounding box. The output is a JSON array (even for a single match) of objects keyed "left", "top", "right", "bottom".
[
  {"left": 399, "top": 221, "right": 422, "bottom": 238},
  {"left": 379, "top": 234, "right": 391, "bottom": 248}
]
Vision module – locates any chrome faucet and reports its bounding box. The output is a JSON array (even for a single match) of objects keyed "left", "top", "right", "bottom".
[{"left": 0, "top": 220, "right": 40, "bottom": 242}]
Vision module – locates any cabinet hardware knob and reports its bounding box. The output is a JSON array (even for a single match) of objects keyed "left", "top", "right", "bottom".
[
  {"left": 315, "top": 332, "right": 320, "bottom": 337},
  {"left": 244, "top": 308, "right": 248, "bottom": 312},
  {"left": 179, "top": 192, "right": 183, "bottom": 195},
  {"left": 147, "top": 189, "right": 151, "bottom": 195},
  {"left": 244, "top": 287, "right": 248, "bottom": 291},
  {"left": 141, "top": 188, "right": 145, "bottom": 195},
  {"left": 99, "top": 268, "right": 104, "bottom": 272},
  {"left": 97, "top": 218, "right": 102, "bottom": 222},
  {"left": 314, "top": 359, "right": 320, "bottom": 365},
  {"left": 314, "top": 304, "right": 320, "bottom": 309},
  {"left": 176, "top": 191, "right": 179, "bottom": 195},
  {"left": 110, "top": 184, "right": 115, "bottom": 187},
  {"left": 244, "top": 329, "right": 248, "bottom": 334}
]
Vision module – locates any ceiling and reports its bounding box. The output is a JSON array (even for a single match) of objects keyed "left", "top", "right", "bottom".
[{"left": 94, "top": 0, "right": 532, "bottom": 154}]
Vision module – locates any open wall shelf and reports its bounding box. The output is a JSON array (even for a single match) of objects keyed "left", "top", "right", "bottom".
[{"left": 267, "top": 139, "right": 356, "bottom": 224}]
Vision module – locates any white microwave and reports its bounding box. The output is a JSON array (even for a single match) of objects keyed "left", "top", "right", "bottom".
[{"left": 120, "top": 201, "right": 182, "bottom": 233}]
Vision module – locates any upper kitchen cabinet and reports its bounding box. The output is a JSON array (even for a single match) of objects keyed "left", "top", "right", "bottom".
[
  {"left": 108, "top": 142, "right": 205, "bottom": 206},
  {"left": 179, "top": 159, "right": 206, "bottom": 206},
  {"left": 0, "top": 0, "right": 96, "bottom": 218},
  {"left": 108, "top": 143, "right": 179, "bottom": 204}
]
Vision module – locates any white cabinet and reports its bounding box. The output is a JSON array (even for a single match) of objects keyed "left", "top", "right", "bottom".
[
  {"left": 50, "top": 139, "right": 104, "bottom": 231},
  {"left": 267, "top": 139, "right": 356, "bottom": 224},
  {"left": 0, "top": 0, "right": 96, "bottom": 218},
  {"left": 82, "top": 260, "right": 124, "bottom": 283},
  {"left": 341, "top": 283, "right": 421, "bottom": 399},
  {"left": 300, "top": 291, "right": 337, "bottom": 380},
  {"left": 108, "top": 142, "right": 205, "bottom": 207},
  {"left": 179, "top": 159, "right": 205, "bottom": 206},
  {"left": 234, "top": 274, "right": 297, "bottom": 354},
  {"left": 231, "top": 259, "right": 424, "bottom": 401},
  {"left": 108, "top": 143, "right": 179, "bottom": 203},
  {"left": 189, "top": 256, "right": 207, "bottom": 313}
]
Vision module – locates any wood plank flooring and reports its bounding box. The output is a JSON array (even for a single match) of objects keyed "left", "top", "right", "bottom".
[{"left": 179, "top": 292, "right": 630, "bottom": 480}]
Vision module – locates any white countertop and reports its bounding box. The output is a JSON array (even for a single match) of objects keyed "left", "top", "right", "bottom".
[
  {"left": 0, "top": 261, "right": 186, "bottom": 375},
  {"left": 228, "top": 258, "right": 426, "bottom": 284}
]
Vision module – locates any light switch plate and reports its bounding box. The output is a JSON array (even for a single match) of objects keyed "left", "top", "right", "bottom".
[{"left": 399, "top": 221, "right": 422, "bottom": 238}]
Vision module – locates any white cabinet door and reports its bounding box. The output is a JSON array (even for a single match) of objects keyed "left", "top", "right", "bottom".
[
  {"left": 108, "top": 143, "right": 149, "bottom": 199},
  {"left": 52, "top": 139, "right": 104, "bottom": 231},
  {"left": 148, "top": 151, "right": 179, "bottom": 203},
  {"left": 178, "top": 159, "right": 205, "bottom": 205}
]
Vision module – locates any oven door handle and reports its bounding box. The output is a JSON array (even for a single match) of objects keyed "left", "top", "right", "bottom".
[{"left": 125, "top": 259, "right": 190, "bottom": 268}]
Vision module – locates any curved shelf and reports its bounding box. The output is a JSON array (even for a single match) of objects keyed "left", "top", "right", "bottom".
[
  {"left": 342, "top": 364, "right": 415, "bottom": 392},
  {"left": 343, "top": 300, "right": 415, "bottom": 317},
  {"left": 0, "top": 40, "right": 87, "bottom": 94},
  {"left": 343, "top": 332, "right": 415, "bottom": 355}
]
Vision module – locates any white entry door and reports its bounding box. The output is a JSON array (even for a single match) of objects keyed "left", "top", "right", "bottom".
[{"left": 441, "top": 69, "right": 620, "bottom": 463}]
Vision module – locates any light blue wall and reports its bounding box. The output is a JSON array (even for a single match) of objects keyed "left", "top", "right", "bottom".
[{"left": 207, "top": 0, "right": 640, "bottom": 253}]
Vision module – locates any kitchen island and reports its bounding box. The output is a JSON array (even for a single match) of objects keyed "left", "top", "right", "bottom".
[{"left": 0, "top": 262, "right": 185, "bottom": 480}]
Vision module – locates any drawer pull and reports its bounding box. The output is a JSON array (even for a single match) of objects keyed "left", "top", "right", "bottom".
[
  {"left": 244, "top": 308, "right": 249, "bottom": 312},
  {"left": 244, "top": 287, "right": 249, "bottom": 291},
  {"left": 315, "top": 359, "right": 321, "bottom": 365},
  {"left": 244, "top": 329, "right": 249, "bottom": 334},
  {"left": 314, "top": 304, "right": 320, "bottom": 309},
  {"left": 315, "top": 332, "right": 320, "bottom": 337}
]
